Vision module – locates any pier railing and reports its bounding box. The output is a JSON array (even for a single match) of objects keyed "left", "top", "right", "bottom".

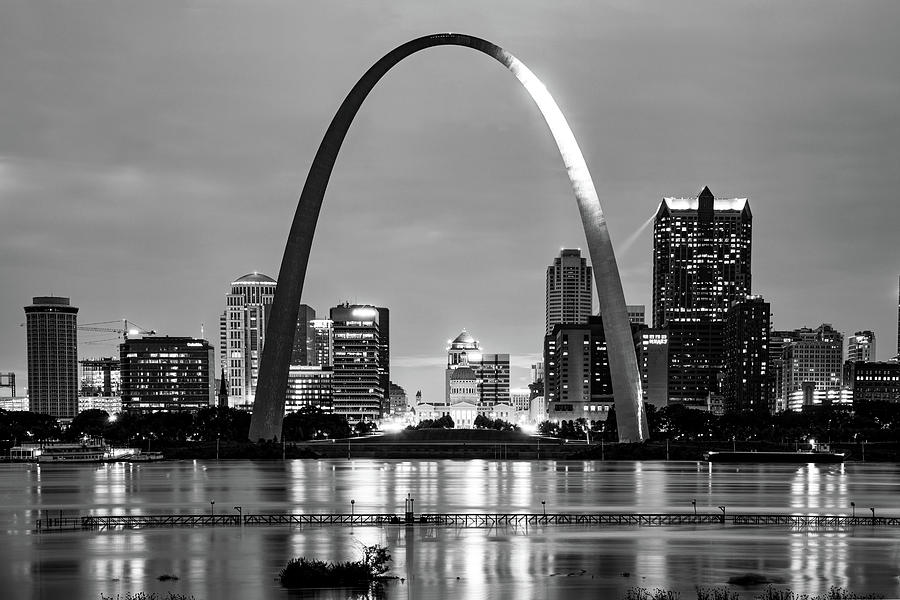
[{"left": 34, "top": 511, "right": 900, "bottom": 532}]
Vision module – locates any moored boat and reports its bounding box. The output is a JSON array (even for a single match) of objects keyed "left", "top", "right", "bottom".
[{"left": 705, "top": 450, "right": 845, "bottom": 463}]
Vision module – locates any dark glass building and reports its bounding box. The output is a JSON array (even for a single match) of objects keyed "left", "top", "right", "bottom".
[
  {"left": 120, "top": 337, "right": 215, "bottom": 413},
  {"left": 723, "top": 296, "right": 770, "bottom": 413},
  {"left": 25, "top": 296, "right": 79, "bottom": 418},
  {"left": 844, "top": 361, "right": 900, "bottom": 405},
  {"left": 652, "top": 186, "right": 752, "bottom": 407}
]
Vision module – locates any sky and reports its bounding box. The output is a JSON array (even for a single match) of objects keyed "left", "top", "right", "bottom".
[{"left": 1, "top": 1, "right": 898, "bottom": 404}]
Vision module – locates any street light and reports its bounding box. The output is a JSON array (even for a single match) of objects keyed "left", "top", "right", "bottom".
[
  {"left": 691, "top": 499, "right": 697, "bottom": 515},
  {"left": 350, "top": 499, "right": 355, "bottom": 517},
  {"left": 210, "top": 500, "right": 215, "bottom": 516},
  {"left": 870, "top": 507, "right": 876, "bottom": 520},
  {"left": 541, "top": 500, "right": 546, "bottom": 516},
  {"left": 233, "top": 506, "right": 242, "bottom": 518},
  {"left": 850, "top": 502, "right": 855, "bottom": 517},
  {"left": 718, "top": 505, "right": 726, "bottom": 523}
]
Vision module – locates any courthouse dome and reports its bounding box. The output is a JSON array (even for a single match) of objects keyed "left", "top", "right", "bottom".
[
  {"left": 451, "top": 330, "right": 476, "bottom": 345},
  {"left": 450, "top": 366, "right": 477, "bottom": 381},
  {"left": 233, "top": 272, "right": 276, "bottom": 284}
]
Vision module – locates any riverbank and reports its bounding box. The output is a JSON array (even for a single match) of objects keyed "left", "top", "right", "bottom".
[{"left": 149, "top": 433, "right": 900, "bottom": 461}]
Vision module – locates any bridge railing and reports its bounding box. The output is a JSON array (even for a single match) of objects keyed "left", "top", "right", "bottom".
[{"left": 34, "top": 511, "right": 900, "bottom": 532}]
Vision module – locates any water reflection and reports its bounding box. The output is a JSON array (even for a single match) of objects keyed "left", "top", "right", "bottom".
[{"left": 0, "top": 460, "right": 899, "bottom": 599}]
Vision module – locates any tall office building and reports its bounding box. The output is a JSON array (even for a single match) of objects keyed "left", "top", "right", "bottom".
[
  {"left": 444, "top": 331, "right": 510, "bottom": 405},
  {"left": 291, "top": 304, "right": 318, "bottom": 366},
  {"left": 781, "top": 324, "right": 845, "bottom": 411},
  {"left": 120, "top": 336, "right": 215, "bottom": 413},
  {"left": 848, "top": 331, "right": 876, "bottom": 363},
  {"left": 723, "top": 296, "right": 770, "bottom": 414},
  {"left": 219, "top": 273, "right": 276, "bottom": 409},
  {"left": 25, "top": 296, "right": 79, "bottom": 418},
  {"left": 546, "top": 249, "right": 592, "bottom": 335},
  {"left": 652, "top": 186, "right": 752, "bottom": 407},
  {"left": 330, "top": 303, "right": 389, "bottom": 422}
]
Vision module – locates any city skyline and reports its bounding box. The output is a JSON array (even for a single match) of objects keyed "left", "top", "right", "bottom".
[{"left": 2, "top": 1, "right": 899, "bottom": 406}]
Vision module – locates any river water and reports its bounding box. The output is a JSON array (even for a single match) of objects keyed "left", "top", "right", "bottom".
[{"left": 1, "top": 459, "right": 899, "bottom": 600}]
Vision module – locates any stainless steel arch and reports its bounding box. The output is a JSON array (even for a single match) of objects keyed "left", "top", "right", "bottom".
[{"left": 249, "top": 33, "right": 648, "bottom": 443}]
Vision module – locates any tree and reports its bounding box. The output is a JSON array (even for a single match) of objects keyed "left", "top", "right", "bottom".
[{"left": 66, "top": 409, "right": 110, "bottom": 441}]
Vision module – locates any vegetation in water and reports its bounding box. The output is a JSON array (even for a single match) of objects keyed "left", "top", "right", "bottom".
[{"left": 279, "top": 543, "right": 392, "bottom": 589}]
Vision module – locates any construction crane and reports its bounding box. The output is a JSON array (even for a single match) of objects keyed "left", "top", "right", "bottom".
[{"left": 77, "top": 319, "right": 156, "bottom": 341}]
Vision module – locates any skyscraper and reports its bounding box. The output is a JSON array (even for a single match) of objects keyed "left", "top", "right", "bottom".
[
  {"left": 25, "top": 296, "right": 79, "bottom": 418},
  {"left": 220, "top": 273, "right": 276, "bottom": 409},
  {"left": 291, "top": 304, "right": 317, "bottom": 366},
  {"left": 120, "top": 336, "right": 215, "bottom": 413},
  {"left": 848, "top": 331, "right": 876, "bottom": 363},
  {"left": 652, "top": 186, "right": 752, "bottom": 407},
  {"left": 546, "top": 249, "right": 592, "bottom": 335},
  {"left": 723, "top": 296, "right": 770, "bottom": 413},
  {"left": 330, "top": 303, "right": 389, "bottom": 422}
]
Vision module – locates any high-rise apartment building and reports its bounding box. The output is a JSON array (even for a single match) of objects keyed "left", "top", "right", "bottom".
[
  {"left": 848, "top": 331, "right": 876, "bottom": 363},
  {"left": 25, "top": 296, "right": 79, "bottom": 418},
  {"left": 388, "top": 382, "right": 407, "bottom": 415},
  {"left": 219, "top": 273, "right": 276, "bottom": 409},
  {"left": 652, "top": 187, "right": 752, "bottom": 407},
  {"left": 311, "top": 319, "right": 334, "bottom": 367},
  {"left": 444, "top": 331, "right": 509, "bottom": 405},
  {"left": 723, "top": 296, "right": 770, "bottom": 414},
  {"left": 330, "top": 303, "right": 389, "bottom": 422},
  {"left": 781, "top": 324, "right": 845, "bottom": 411},
  {"left": 546, "top": 249, "right": 592, "bottom": 335},
  {"left": 120, "top": 336, "right": 215, "bottom": 413},
  {"left": 544, "top": 316, "right": 621, "bottom": 422}
]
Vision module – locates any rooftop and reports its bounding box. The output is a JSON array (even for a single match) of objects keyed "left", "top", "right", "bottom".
[{"left": 232, "top": 272, "right": 276, "bottom": 285}]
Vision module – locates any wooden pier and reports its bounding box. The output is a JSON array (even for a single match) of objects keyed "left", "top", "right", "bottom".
[{"left": 34, "top": 511, "right": 900, "bottom": 533}]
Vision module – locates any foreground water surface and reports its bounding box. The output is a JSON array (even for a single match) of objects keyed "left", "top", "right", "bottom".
[{"left": 1, "top": 459, "right": 899, "bottom": 600}]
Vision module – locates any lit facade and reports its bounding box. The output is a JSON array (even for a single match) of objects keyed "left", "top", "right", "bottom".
[
  {"left": 220, "top": 273, "right": 276, "bottom": 409},
  {"left": 79, "top": 357, "right": 120, "bottom": 397},
  {"left": 78, "top": 395, "right": 122, "bottom": 415},
  {"left": 652, "top": 187, "right": 752, "bottom": 408},
  {"left": 286, "top": 365, "right": 333, "bottom": 413},
  {"left": 120, "top": 336, "right": 215, "bottom": 413},
  {"left": 330, "top": 303, "right": 389, "bottom": 422},
  {"left": 388, "top": 382, "right": 407, "bottom": 415},
  {"left": 781, "top": 324, "right": 845, "bottom": 411},
  {"left": 25, "top": 296, "right": 79, "bottom": 418},
  {"left": 848, "top": 331, "right": 876, "bottom": 363},
  {"left": 546, "top": 249, "right": 592, "bottom": 335},
  {"left": 723, "top": 296, "right": 770, "bottom": 413}
]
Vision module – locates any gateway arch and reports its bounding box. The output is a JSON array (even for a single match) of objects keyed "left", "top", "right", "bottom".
[{"left": 249, "top": 33, "right": 649, "bottom": 443}]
